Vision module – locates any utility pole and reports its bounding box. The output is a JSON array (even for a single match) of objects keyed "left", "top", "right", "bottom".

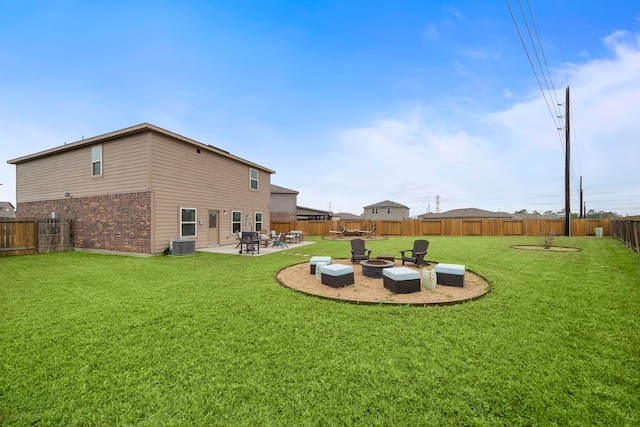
[
  {"left": 564, "top": 86, "right": 571, "bottom": 236},
  {"left": 579, "top": 176, "right": 583, "bottom": 218},
  {"left": 435, "top": 195, "right": 440, "bottom": 214}
]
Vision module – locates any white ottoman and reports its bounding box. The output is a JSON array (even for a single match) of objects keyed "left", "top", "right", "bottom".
[
  {"left": 310, "top": 256, "right": 332, "bottom": 274},
  {"left": 320, "top": 264, "right": 354, "bottom": 288},
  {"left": 434, "top": 263, "right": 465, "bottom": 287},
  {"left": 383, "top": 267, "right": 421, "bottom": 294}
]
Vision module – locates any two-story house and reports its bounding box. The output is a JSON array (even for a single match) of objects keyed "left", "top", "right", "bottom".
[
  {"left": 0, "top": 201, "right": 16, "bottom": 218},
  {"left": 8, "top": 123, "right": 274, "bottom": 255},
  {"left": 362, "top": 200, "right": 410, "bottom": 220}
]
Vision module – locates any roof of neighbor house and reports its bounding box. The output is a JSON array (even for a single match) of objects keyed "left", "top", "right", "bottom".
[
  {"left": 270, "top": 184, "right": 299, "bottom": 195},
  {"left": 297, "top": 205, "right": 332, "bottom": 215},
  {"left": 334, "top": 212, "right": 362, "bottom": 220},
  {"left": 363, "top": 200, "right": 409, "bottom": 209},
  {"left": 511, "top": 213, "right": 560, "bottom": 219},
  {"left": 419, "top": 208, "right": 514, "bottom": 219},
  {"left": 7, "top": 123, "right": 275, "bottom": 174}
]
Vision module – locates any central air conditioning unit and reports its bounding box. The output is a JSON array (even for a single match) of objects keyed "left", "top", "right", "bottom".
[{"left": 170, "top": 238, "right": 196, "bottom": 256}]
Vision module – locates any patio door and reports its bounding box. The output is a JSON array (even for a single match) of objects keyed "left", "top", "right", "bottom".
[{"left": 207, "top": 210, "right": 219, "bottom": 245}]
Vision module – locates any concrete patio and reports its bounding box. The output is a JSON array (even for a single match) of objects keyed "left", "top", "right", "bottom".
[{"left": 197, "top": 240, "right": 315, "bottom": 256}]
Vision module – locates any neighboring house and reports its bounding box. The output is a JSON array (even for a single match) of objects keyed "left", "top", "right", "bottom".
[
  {"left": 332, "top": 212, "right": 362, "bottom": 221},
  {"left": 512, "top": 212, "right": 559, "bottom": 220},
  {"left": 418, "top": 208, "right": 515, "bottom": 219},
  {"left": 270, "top": 184, "right": 298, "bottom": 222},
  {"left": 0, "top": 201, "right": 16, "bottom": 218},
  {"left": 297, "top": 206, "right": 332, "bottom": 221},
  {"left": 362, "top": 200, "right": 410, "bottom": 220},
  {"left": 7, "top": 123, "right": 275, "bottom": 255},
  {"left": 270, "top": 184, "right": 333, "bottom": 221}
]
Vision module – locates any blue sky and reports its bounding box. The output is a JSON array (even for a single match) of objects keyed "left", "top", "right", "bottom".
[{"left": 1, "top": 1, "right": 639, "bottom": 216}]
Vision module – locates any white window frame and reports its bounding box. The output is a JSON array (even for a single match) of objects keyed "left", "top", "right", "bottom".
[
  {"left": 387, "top": 208, "right": 391, "bottom": 214},
  {"left": 371, "top": 208, "right": 378, "bottom": 214},
  {"left": 180, "top": 207, "right": 197, "bottom": 237},
  {"left": 91, "top": 145, "right": 102, "bottom": 177},
  {"left": 255, "top": 212, "right": 263, "bottom": 231},
  {"left": 232, "top": 211, "right": 242, "bottom": 233},
  {"left": 249, "top": 168, "right": 258, "bottom": 190}
]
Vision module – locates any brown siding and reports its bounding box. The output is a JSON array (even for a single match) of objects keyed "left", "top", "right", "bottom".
[
  {"left": 149, "top": 133, "right": 271, "bottom": 253},
  {"left": 15, "top": 133, "right": 151, "bottom": 203}
]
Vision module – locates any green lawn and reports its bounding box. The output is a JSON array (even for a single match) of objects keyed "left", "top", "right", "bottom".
[{"left": 1, "top": 236, "right": 639, "bottom": 426}]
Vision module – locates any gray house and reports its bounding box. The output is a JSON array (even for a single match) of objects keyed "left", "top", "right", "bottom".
[
  {"left": 362, "top": 200, "right": 410, "bottom": 220},
  {"left": 417, "top": 208, "right": 515, "bottom": 219},
  {"left": 0, "top": 201, "right": 16, "bottom": 218},
  {"left": 270, "top": 184, "right": 332, "bottom": 221},
  {"left": 270, "top": 184, "right": 299, "bottom": 222}
]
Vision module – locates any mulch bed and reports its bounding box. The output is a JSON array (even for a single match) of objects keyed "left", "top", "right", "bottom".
[
  {"left": 276, "top": 259, "right": 491, "bottom": 306},
  {"left": 512, "top": 245, "right": 580, "bottom": 252}
]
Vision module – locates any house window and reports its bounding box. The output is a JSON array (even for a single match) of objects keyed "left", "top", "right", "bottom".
[
  {"left": 91, "top": 145, "right": 102, "bottom": 176},
  {"left": 180, "top": 208, "right": 197, "bottom": 237},
  {"left": 250, "top": 168, "right": 258, "bottom": 190},
  {"left": 232, "top": 211, "right": 242, "bottom": 233},
  {"left": 255, "top": 212, "right": 263, "bottom": 231},
  {"left": 387, "top": 208, "right": 391, "bottom": 214},
  {"left": 371, "top": 208, "right": 378, "bottom": 214}
]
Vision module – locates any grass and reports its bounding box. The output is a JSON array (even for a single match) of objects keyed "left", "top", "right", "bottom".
[{"left": 1, "top": 236, "right": 639, "bottom": 426}]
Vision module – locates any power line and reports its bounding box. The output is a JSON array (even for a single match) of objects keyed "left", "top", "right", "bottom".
[
  {"left": 505, "top": 0, "right": 564, "bottom": 140},
  {"left": 506, "top": 0, "right": 583, "bottom": 197}
]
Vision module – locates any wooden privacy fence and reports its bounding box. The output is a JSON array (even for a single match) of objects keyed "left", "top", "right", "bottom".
[
  {"left": 611, "top": 219, "right": 640, "bottom": 254},
  {"left": 0, "top": 219, "right": 72, "bottom": 256},
  {"left": 272, "top": 218, "right": 612, "bottom": 238}
]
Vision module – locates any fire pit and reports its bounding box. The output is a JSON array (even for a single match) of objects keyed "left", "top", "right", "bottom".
[{"left": 360, "top": 259, "right": 395, "bottom": 278}]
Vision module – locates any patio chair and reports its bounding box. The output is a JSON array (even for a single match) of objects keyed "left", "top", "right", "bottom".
[
  {"left": 359, "top": 225, "right": 377, "bottom": 238},
  {"left": 272, "top": 232, "right": 288, "bottom": 248},
  {"left": 399, "top": 239, "right": 429, "bottom": 267},
  {"left": 350, "top": 238, "right": 372, "bottom": 263},
  {"left": 329, "top": 226, "right": 347, "bottom": 238}
]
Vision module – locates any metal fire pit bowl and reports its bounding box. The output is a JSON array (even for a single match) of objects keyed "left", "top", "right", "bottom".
[{"left": 359, "top": 259, "right": 395, "bottom": 278}]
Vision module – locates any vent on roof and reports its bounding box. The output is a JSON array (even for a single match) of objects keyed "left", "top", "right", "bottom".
[{"left": 171, "top": 239, "right": 195, "bottom": 256}]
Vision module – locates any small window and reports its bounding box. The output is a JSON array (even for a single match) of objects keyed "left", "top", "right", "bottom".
[
  {"left": 255, "top": 212, "right": 263, "bottom": 231},
  {"left": 371, "top": 208, "right": 378, "bottom": 214},
  {"left": 232, "top": 211, "right": 242, "bottom": 233},
  {"left": 180, "top": 208, "right": 197, "bottom": 237},
  {"left": 91, "top": 145, "right": 102, "bottom": 176},
  {"left": 387, "top": 208, "right": 391, "bottom": 214},
  {"left": 250, "top": 168, "right": 258, "bottom": 190},
  {"left": 208, "top": 212, "right": 217, "bottom": 228}
]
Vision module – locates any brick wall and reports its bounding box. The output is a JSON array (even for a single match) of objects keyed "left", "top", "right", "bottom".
[
  {"left": 17, "top": 191, "right": 152, "bottom": 254},
  {"left": 270, "top": 211, "right": 297, "bottom": 223}
]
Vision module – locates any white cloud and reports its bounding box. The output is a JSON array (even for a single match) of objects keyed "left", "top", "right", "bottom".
[{"left": 293, "top": 30, "right": 640, "bottom": 216}]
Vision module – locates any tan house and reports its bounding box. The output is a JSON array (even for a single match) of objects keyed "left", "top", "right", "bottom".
[
  {"left": 7, "top": 123, "right": 274, "bottom": 255},
  {"left": 362, "top": 200, "right": 410, "bottom": 220}
]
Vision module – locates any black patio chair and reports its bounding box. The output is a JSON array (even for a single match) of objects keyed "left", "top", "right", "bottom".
[
  {"left": 350, "top": 238, "right": 372, "bottom": 263},
  {"left": 399, "top": 239, "right": 429, "bottom": 267}
]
